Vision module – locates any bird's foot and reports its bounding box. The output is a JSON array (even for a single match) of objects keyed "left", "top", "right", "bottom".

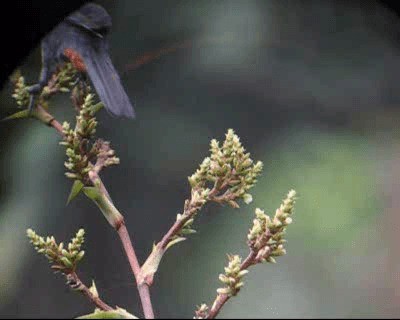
[
  {"left": 71, "top": 76, "right": 81, "bottom": 88},
  {"left": 72, "top": 72, "right": 88, "bottom": 88},
  {"left": 26, "top": 84, "right": 42, "bottom": 114}
]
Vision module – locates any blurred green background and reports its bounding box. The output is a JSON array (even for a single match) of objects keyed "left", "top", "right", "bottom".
[{"left": 1, "top": 0, "right": 400, "bottom": 318}]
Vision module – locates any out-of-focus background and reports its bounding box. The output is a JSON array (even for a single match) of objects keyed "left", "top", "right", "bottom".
[{"left": 1, "top": 0, "right": 400, "bottom": 318}]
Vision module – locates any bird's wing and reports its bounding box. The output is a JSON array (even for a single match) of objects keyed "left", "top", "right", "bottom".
[{"left": 81, "top": 45, "right": 136, "bottom": 118}]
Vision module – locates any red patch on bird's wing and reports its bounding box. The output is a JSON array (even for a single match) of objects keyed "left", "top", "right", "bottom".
[{"left": 64, "top": 48, "right": 87, "bottom": 72}]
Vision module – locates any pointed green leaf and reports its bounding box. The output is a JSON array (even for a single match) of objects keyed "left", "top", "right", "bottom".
[
  {"left": 183, "top": 218, "right": 194, "bottom": 228},
  {"left": 180, "top": 228, "right": 197, "bottom": 235},
  {"left": 91, "top": 102, "right": 104, "bottom": 114},
  {"left": 89, "top": 280, "right": 99, "bottom": 298},
  {"left": 67, "top": 180, "right": 84, "bottom": 205},
  {"left": 2, "top": 109, "right": 30, "bottom": 121},
  {"left": 76, "top": 308, "right": 137, "bottom": 319},
  {"left": 165, "top": 237, "right": 186, "bottom": 250},
  {"left": 83, "top": 187, "right": 102, "bottom": 201}
]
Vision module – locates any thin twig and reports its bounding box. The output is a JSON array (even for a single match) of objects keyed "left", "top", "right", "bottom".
[
  {"left": 207, "top": 228, "right": 273, "bottom": 319},
  {"left": 138, "top": 177, "right": 231, "bottom": 290},
  {"left": 207, "top": 294, "right": 229, "bottom": 319},
  {"left": 158, "top": 216, "right": 189, "bottom": 250},
  {"left": 206, "top": 251, "right": 258, "bottom": 319},
  {"left": 48, "top": 118, "right": 65, "bottom": 135},
  {"left": 138, "top": 178, "right": 234, "bottom": 292},
  {"left": 67, "top": 272, "right": 113, "bottom": 311},
  {"left": 158, "top": 180, "right": 222, "bottom": 250}
]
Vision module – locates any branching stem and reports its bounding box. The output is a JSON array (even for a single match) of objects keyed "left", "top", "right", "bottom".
[{"left": 36, "top": 105, "right": 155, "bottom": 319}]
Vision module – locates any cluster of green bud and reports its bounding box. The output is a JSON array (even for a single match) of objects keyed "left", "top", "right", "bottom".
[
  {"left": 10, "top": 63, "right": 78, "bottom": 116},
  {"left": 188, "top": 157, "right": 211, "bottom": 186},
  {"left": 193, "top": 190, "right": 297, "bottom": 316},
  {"left": 272, "top": 189, "right": 296, "bottom": 230},
  {"left": 217, "top": 255, "right": 248, "bottom": 297},
  {"left": 26, "top": 228, "right": 85, "bottom": 273},
  {"left": 11, "top": 75, "right": 30, "bottom": 107},
  {"left": 40, "top": 62, "right": 77, "bottom": 99},
  {"left": 188, "top": 129, "right": 263, "bottom": 207},
  {"left": 247, "top": 190, "right": 296, "bottom": 263},
  {"left": 60, "top": 91, "right": 116, "bottom": 184},
  {"left": 61, "top": 121, "right": 92, "bottom": 181},
  {"left": 194, "top": 304, "right": 209, "bottom": 319},
  {"left": 75, "top": 93, "right": 99, "bottom": 139},
  {"left": 166, "top": 130, "right": 263, "bottom": 251},
  {"left": 190, "top": 188, "right": 211, "bottom": 209},
  {"left": 92, "top": 139, "right": 120, "bottom": 170}
]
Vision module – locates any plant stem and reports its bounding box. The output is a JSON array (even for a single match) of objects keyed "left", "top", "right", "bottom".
[
  {"left": 38, "top": 107, "right": 64, "bottom": 136},
  {"left": 207, "top": 250, "right": 258, "bottom": 319},
  {"left": 49, "top": 118, "right": 64, "bottom": 134},
  {"left": 207, "top": 294, "right": 229, "bottom": 319},
  {"left": 67, "top": 272, "right": 113, "bottom": 311},
  {"left": 139, "top": 179, "right": 225, "bottom": 288},
  {"left": 159, "top": 180, "right": 222, "bottom": 250},
  {"left": 117, "top": 223, "right": 155, "bottom": 319},
  {"left": 240, "top": 250, "right": 258, "bottom": 270},
  {"left": 137, "top": 284, "right": 155, "bottom": 320},
  {"left": 38, "top": 105, "right": 155, "bottom": 319},
  {"left": 138, "top": 199, "right": 200, "bottom": 288},
  {"left": 159, "top": 216, "right": 189, "bottom": 250}
]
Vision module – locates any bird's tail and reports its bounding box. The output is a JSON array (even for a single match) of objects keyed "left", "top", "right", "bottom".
[{"left": 82, "top": 47, "right": 135, "bottom": 118}]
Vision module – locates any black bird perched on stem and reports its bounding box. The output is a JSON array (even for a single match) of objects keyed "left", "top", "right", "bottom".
[{"left": 28, "top": 2, "right": 135, "bottom": 118}]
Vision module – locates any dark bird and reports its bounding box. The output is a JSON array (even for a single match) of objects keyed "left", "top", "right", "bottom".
[{"left": 28, "top": 2, "right": 135, "bottom": 118}]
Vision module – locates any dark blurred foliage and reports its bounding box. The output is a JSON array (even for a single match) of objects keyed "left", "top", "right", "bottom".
[{"left": 1, "top": 0, "right": 400, "bottom": 318}]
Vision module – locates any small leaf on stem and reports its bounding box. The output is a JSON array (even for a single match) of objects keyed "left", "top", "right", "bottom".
[{"left": 67, "top": 180, "right": 84, "bottom": 204}]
